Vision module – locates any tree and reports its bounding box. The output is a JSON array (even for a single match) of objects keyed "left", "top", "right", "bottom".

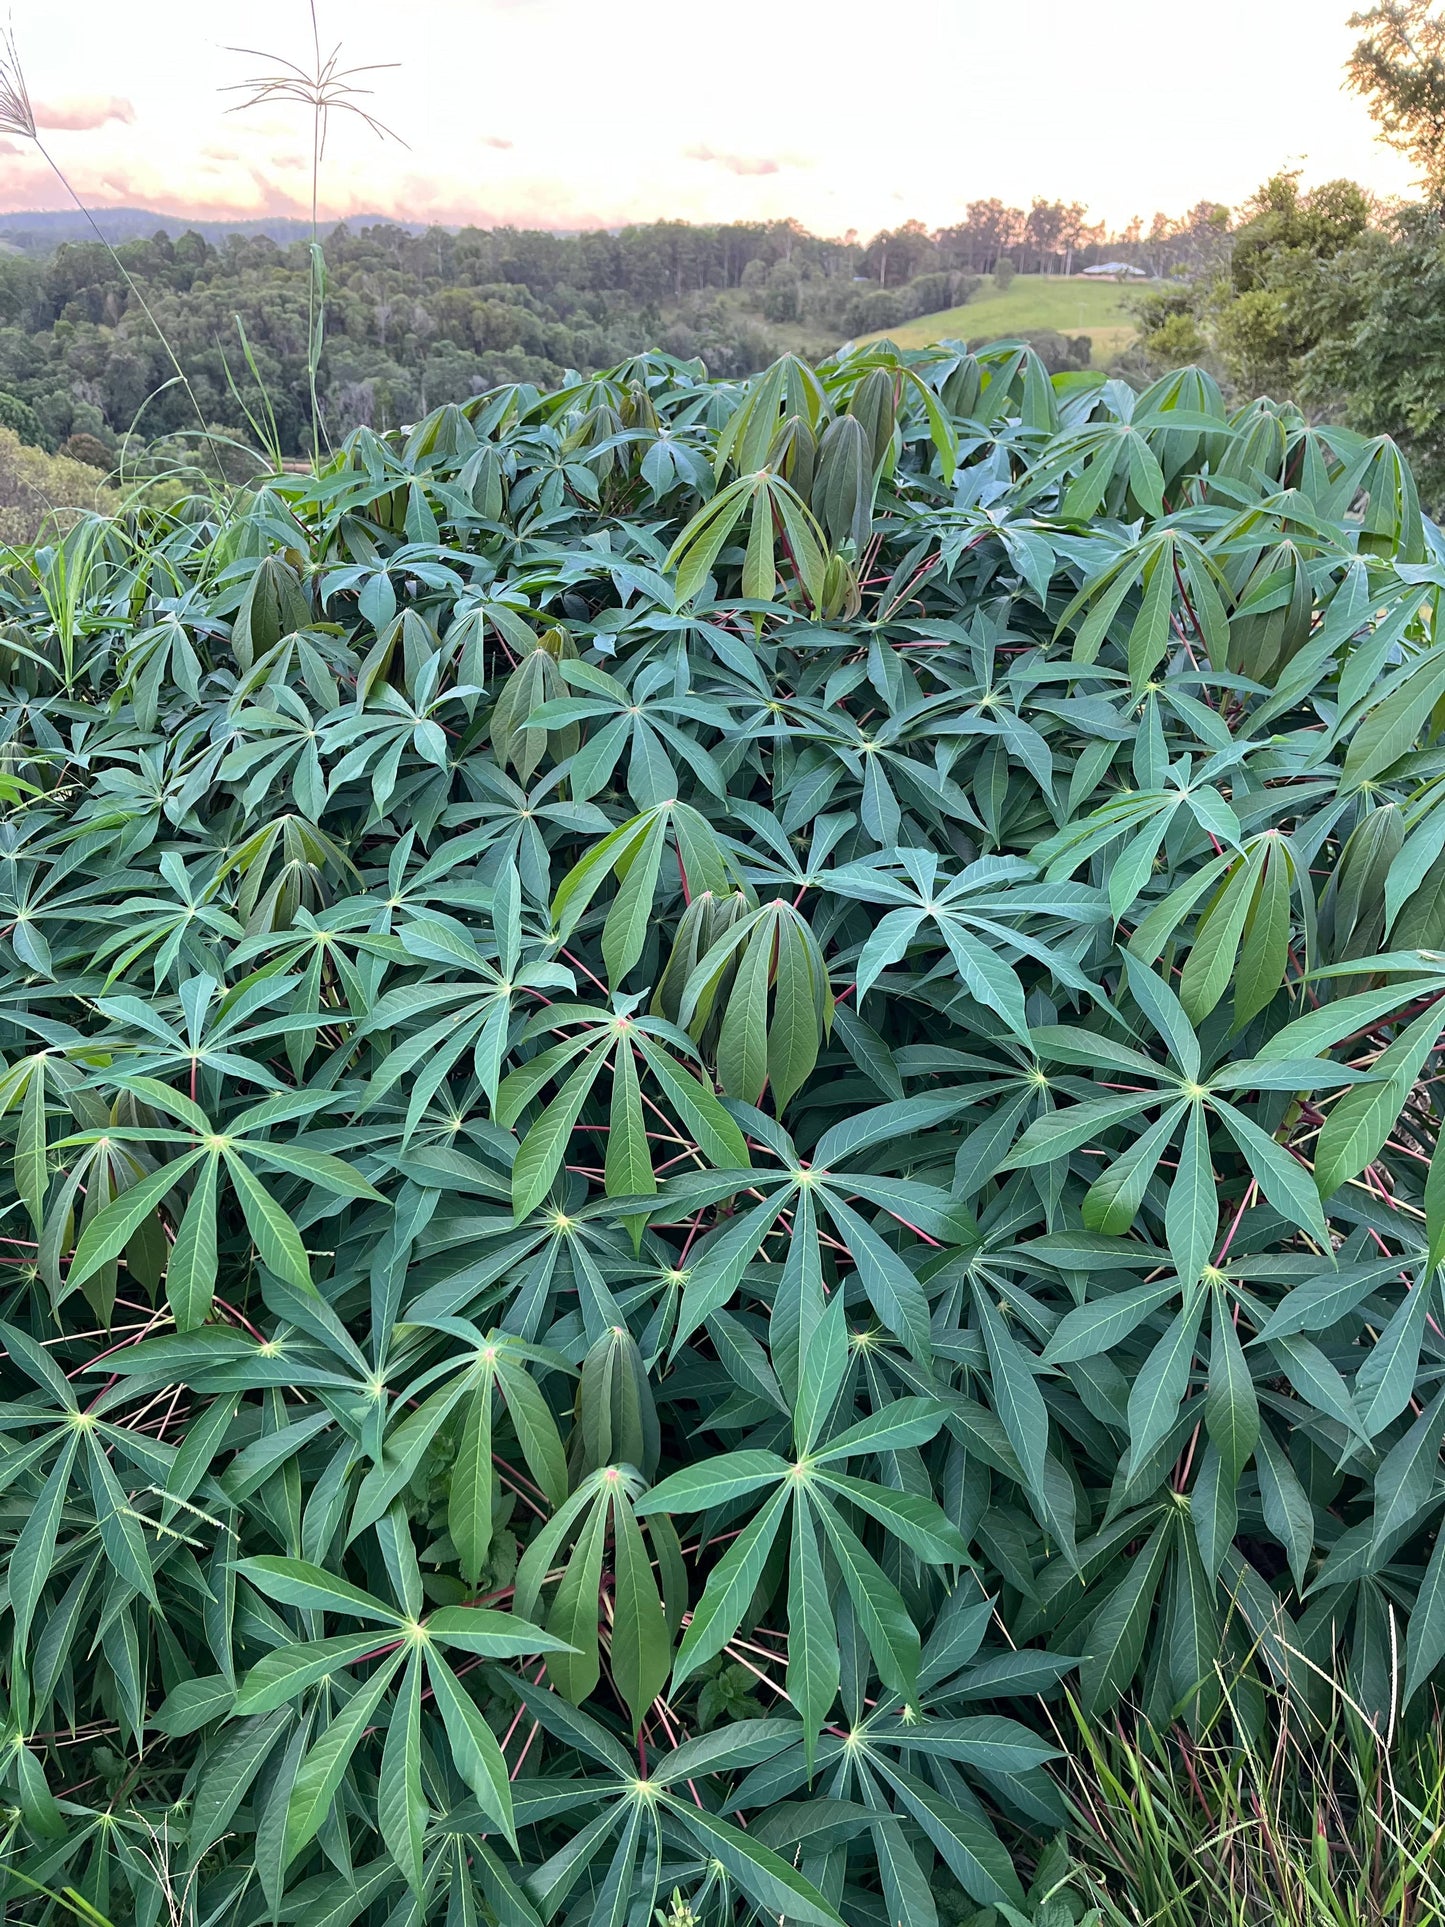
[
  {"left": 1229, "top": 173, "right": 1371, "bottom": 295},
  {"left": 1301, "top": 198, "right": 1445, "bottom": 499},
  {"left": 1023, "top": 198, "right": 1070, "bottom": 273},
  {"left": 1057, "top": 200, "right": 1098, "bottom": 274},
  {"left": 1177, "top": 199, "right": 1234, "bottom": 274},
  {"left": 1135, "top": 174, "right": 1378, "bottom": 408},
  {"left": 859, "top": 219, "right": 935, "bottom": 287},
  {"left": 1349, "top": 1, "right": 1445, "bottom": 196},
  {"left": 937, "top": 199, "right": 1025, "bottom": 272},
  {"left": 1139, "top": 211, "right": 1185, "bottom": 280},
  {"left": 0, "top": 388, "right": 48, "bottom": 448}
]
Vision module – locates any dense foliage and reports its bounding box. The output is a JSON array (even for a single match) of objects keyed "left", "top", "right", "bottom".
[
  {"left": 2, "top": 336, "right": 1445, "bottom": 1927},
  {"left": 1133, "top": 174, "right": 1371, "bottom": 389},
  {"left": 1131, "top": 175, "right": 1445, "bottom": 509}
]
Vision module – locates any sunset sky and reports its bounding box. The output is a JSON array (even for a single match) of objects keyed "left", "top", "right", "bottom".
[{"left": 0, "top": 0, "right": 1420, "bottom": 238}]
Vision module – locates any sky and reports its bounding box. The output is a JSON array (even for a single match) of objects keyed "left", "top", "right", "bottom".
[{"left": 0, "top": 0, "right": 1421, "bottom": 238}]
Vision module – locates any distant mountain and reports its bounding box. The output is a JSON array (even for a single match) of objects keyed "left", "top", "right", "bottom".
[{"left": 0, "top": 207, "right": 426, "bottom": 253}]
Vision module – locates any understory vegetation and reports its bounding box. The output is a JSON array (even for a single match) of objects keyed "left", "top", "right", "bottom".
[{"left": 2, "top": 334, "right": 1445, "bottom": 1927}]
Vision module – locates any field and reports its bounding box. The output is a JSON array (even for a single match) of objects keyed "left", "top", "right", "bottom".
[{"left": 860, "top": 269, "right": 1142, "bottom": 360}]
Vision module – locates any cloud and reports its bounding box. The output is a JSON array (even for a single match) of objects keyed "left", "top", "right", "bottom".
[
  {"left": 32, "top": 95, "right": 136, "bottom": 133},
  {"left": 240, "top": 168, "right": 310, "bottom": 218},
  {"left": 0, "top": 145, "right": 324, "bottom": 224},
  {"left": 684, "top": 144, "right": 780, "bottom": 178},
  {"left": 32, "top": 95, "right": 136, "bottom": 132},
  {"left": 482, "top": 136, "right": 514, "bottom": 151}
]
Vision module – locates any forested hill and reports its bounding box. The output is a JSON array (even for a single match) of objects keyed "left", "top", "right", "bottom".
[
  {"left": 0, "top": 218, "right": 871, "bottom": 459},
  {"left": 0, "top": 204, "right": 1169, "bottom": 462}
]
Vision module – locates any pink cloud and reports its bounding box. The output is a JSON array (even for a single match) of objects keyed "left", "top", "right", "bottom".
[
  {"left": 684, "top": 144, "right": 781, "bottom": 178},
  {"left": 482, "top": 136, "right": 513, "bottom": 151},
  {"left": 32, "top": 96, "right": 136, "bottom": 133}
]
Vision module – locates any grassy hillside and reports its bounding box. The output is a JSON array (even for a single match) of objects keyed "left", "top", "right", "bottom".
[{"left": 860, "top": 271, "right": 1141, "bottom": 361}]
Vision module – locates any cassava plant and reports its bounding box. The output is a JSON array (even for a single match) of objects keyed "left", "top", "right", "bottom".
[{"left": 1, "top": 338, "right": 1445, "bottom": 1925}]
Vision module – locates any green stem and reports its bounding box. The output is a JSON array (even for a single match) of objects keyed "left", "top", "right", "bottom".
[{"left": 306, "top": 0, "right": 328, "bottom": 465}]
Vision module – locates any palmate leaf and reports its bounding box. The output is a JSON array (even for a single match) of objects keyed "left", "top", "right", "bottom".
[
  {"left": 638, "top": 1394, "right": 958, "bottom": 1730},
  {"left": 491, "top": 1672, "right": 843, "bottom": 1922},
  {"left": 1174, "top": 831, "right": 1304, "bottom": 1026},
  {"left": 659, "top": 1110, "right": 953, "bottom": 1365},
  {"left": 1053, "top": 526, "right": 1229, "bottom": 689},
  {"left": 610, "top": 1484, "right": 672, "bottom": 1732},
  {"left": 347, "top": 1331, "right": 570, "bottom": 1555},
  {"left": 447, "top": 1335, "right": 569, "bottom": 1583},
  {"left": 665, "top": 467, "right": 830, "bottom": 615},
  {"left": 551, "top": 800, "right": 736, "bottom": 983},
  {"left": 674, "top": 896, "right": 835, "bottom": 1109},
  {"left": 495, "top": 1004, "right": 750, "bottom": 1218},
  {"left": 1079, "top": 1515, "right": 1175, "bottom": 1715},
  {"left": 511, "top": 1463, "right": 675, "bottom": 1730},
  {"left": 284, "top": 1650, "right": 404, "bottom": 1865},
  {"left": 229, "top": 1578, "right": 570, "bottom": 1862},
  {"left": 1313, "top": 996, "right": 1445, "bottom": 1197},
  {"left": 61, "top": 1081, "right": 385, "bottom": 1326},
  {"left": 731, "top": 1704, "right": 1043, "bottom": 1911}
]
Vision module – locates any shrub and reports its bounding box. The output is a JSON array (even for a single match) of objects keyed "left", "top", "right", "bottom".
[
  {"left": 58, "top": 429, "right": 116, "bottom": 470},
  {"left": 1141, "top": 309, "right": 1212, "bottom": 367},
  {"left": 1015, "top": 327, "right": 1093, "bottom": 372},
  {"left": 0, "top": 345, "right": 1444, "bottom": 1924},
  {"left": 762, "top": 272, "right": 802, "bottom": 323},
  {"left": 843, "top": 285, "right": 909, "bottom": 334},
  {"left": 0, "top": 424, "right": 117, "bottom": 544},
  {"left": 995, "top": 255, "right": 1018, "bottom": 288},
  {"left": 0, "top": 386, "right": 50, "bottom": 449},
  {"left": 906, "top": 269, "right": 983, "bottom": 315}
]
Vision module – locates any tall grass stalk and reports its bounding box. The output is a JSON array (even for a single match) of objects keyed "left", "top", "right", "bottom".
[{"left": 225, "top": 1, "right": 402, "bottom": 465}]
